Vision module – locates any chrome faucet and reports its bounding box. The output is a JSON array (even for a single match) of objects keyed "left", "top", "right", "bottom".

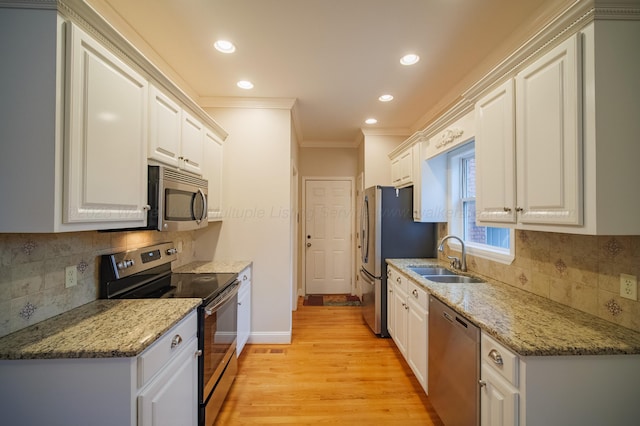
[{"left": 438, "top": 235, "right": 467, "bottom": 272}]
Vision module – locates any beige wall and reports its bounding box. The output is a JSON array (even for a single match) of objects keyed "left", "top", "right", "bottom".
[
  {"left": 199, "top": 107, "right": 294, "bottom": 343},
  {"left": 299, "top": 147, "right": 358, "bottom": 178},
  {"left": 362, "top": 134, "right": 405, "bottom": 188},
  {"left": 0, "top": 229, "right": 200, "bottom": 337},
  {"left": 437, "top": 224, "right": 640, "bottom": 333}
]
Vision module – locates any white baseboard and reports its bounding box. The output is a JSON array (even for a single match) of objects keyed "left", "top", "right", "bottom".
[{"left": 247, "top": 331, "right": 291, "bottom": 344}]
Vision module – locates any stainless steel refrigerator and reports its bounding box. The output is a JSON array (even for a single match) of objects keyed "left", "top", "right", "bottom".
[{"left": 360, "top": 185, "right": 436, "bottom": 336}]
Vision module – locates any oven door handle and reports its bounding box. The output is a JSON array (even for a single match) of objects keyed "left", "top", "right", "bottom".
[{"left": 204, "top": 281, "right": 240, "bottom": 317}]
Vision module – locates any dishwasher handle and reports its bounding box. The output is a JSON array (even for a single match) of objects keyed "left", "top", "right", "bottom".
[{"left": 443, "top": 310, "right": 470, "bottom": 329}]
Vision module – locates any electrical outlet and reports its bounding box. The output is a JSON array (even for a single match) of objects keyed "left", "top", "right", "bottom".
[
  {"left": 620, "top": 274, "right": 637, "bottom": 301},
  {"left": 65, "top": 265, "right": 77, "bottom": 288}
]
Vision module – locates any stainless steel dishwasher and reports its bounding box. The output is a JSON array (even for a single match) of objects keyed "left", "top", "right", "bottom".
[{"left": 428, "top": 296, "right": 480, "bottom": 426}]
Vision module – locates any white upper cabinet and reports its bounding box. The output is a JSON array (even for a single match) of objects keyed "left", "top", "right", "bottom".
[
  {"left": 476, "top": 35, "right": 581, "bottom": 228},
  {"left": 391, "top": 148, "right": 413, "bottom": 187},
  {"left": 475, "top": 80, "right": 516, "bottom": 224},
  {"left": 203, "top": 128, "right": 224, "bottom": 220},
  {"left": 148, "top": 84, "right": 206, "bottom": 176},
  {"left": 65, "top": 23, "right": 149, "bottom": 226},
  {"left": 515, "top": 35, "right": 582, "bottom": 226},
  {"left": 180, "top": 111, "right": 204, "bottom": 175},
  {"left": 476, "top": 16, "right": 640, "bottom": 235},
  {"left": 149, "top": 85, "right": 182, "bottom": 168}
]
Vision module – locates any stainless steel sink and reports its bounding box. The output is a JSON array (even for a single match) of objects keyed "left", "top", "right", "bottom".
[
  {"left": 408, "top": 266, "right": 456, "bottom": 276},
  {"left": 423, "top": 275, "right": 484, "bottom": 284}
]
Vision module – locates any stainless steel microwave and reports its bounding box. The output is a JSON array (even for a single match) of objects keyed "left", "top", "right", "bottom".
[{"left": 146, "top": 165, "right": 208, "bottom": 231}]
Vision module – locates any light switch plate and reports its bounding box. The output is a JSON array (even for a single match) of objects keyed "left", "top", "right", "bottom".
[{"left": 620, "top": 274, "right": 637, "bottom": 301}]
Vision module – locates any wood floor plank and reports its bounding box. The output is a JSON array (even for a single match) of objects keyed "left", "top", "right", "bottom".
[{"left": 214, "top": 299, "right": 443, "bottom": 425}]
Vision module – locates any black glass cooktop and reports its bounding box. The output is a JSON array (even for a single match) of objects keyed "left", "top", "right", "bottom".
[
  {"left": 113, "top": 272, "right": 237, "bottom": 304},
  {"left": 168, "top": 273, "right": 238, "bottom": 303}
]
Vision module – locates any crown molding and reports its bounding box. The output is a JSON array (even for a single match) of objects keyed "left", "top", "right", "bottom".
[
  {"left": 199, "top": 96, "right": 297, "bottom": 110},
  {"left": 299, "top": 140, "right": 360, "bottom": 149},
  {"left": 360, "top": 127, "right": 412, "bottom": 137}
]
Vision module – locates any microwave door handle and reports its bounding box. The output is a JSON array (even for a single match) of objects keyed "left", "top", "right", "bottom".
[{"left": 194, "top": 188, "right": 207, "bottom": 224}]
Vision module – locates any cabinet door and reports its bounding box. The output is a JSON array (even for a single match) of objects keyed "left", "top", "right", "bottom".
[
  {"left": 399, "top": 149, "right": 413, "bottom": 186},
  {"left": 203, "top": 128, "right": 223, "bottom": 220},
  {"left": 237, "top": 274, "right": 251, "bottom": 356},
  {"left": 407, "top": 297, "right": 428, "bottom": 393},
  {"left": 386, "top": 268, "right": 397, "bottom": 338},
  {"left": 475, "top": 79, "right": 516, "bottom": 224},
  {"left": 139, "top": 337, "right": 198, "bottom": 426},
  {"left": 481, "top": 363, "right": 519, "bottom": 426},
  {"left": 181, "top": 111, "right": 204, "bottom": 175},
  {"left": 515, "top": 34, "right": 582, "bottom": 226},
  {"left": 391, "top": 157, "right": 402, "bottom": 186},
  {"left": 149, "top": 85, "right": 181, "bottom": 167},
  {"left": 392, "top": 286, "right": 408, "bottom": 357},
  {"left": 65, "top": 23, "right": 148, "bottom": 226}
]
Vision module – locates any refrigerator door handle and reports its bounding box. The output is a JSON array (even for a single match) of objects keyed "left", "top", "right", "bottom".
[{"left": 361, "top": 195, "right": 370, "bottom": 264}]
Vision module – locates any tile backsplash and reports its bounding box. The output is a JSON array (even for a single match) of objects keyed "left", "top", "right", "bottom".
[
  {"left": 437, "top": 224, "right": 640, "bottom": 333},
  {"left": 0, "top": 230, "right": 199, "bottom": 338}
]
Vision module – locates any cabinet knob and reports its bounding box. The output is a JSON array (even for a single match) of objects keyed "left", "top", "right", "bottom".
[
  {"left": 479, "top": 380, "right": 487, "bottom": 388},
  {"left": 243, "top": 275, "right": 248, "bottom": 281},
  {"left": 412, "top": 289, "right": 418, "bottom": 298},
  {"left": 503, "top": 207, "right": 512, "bottom": 212},
  {"left": 515, "top": 207, "right": 524, "bottom": 212},
  {"left": 195, "top": 349, "right": 203, "bottom": 357},
  {"left": 488, "top": 349, "right": 504, "bottom": 366},
  {"left": 397, "top": 277, "right": 401, "bottom": 283},
  {"left": 170, "top": 334, "right": 183, "bottom": 349}
]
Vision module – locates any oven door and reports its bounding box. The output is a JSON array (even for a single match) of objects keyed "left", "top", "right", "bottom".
[{"left": 200, "top": 281, "right": 239, "bottom": 424}]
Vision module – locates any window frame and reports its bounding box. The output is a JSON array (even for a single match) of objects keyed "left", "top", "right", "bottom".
[{"left": 447, "top": 141, "right": 515, "bottom": 265}]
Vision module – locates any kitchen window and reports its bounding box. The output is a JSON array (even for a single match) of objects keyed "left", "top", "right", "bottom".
[{"left": 447, "top": 142, "right": 514, "bottom": 264}]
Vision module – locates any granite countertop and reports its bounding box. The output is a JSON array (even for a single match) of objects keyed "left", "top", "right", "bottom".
[
  {"left": 0, "top": 299, "right": 201, "bottom": 360},
  {"left": 387, "top": 258, "right": 640, "bottom": 357},
  {"left": 174, "top": 260, "right": 252, "bottom": 274}
]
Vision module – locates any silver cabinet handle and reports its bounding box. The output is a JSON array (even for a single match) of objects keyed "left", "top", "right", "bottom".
[
  {"left": 243, "top": 275, "right": 248, "bottom": 281},
  {"left": 396, "top": 277, "right": 401, "bottom": 283},
  {"left": 412, "top": 289, "right": 418, "bottom": 298},
  {"left": 171, "top": 334, "right": 183, "bottom": 349},
  {"left": 488, "top": 349, "right": 503, "bottom": 366},
  {"left": 479, "top": 380, "right": 487, "bottom": 388},
  {"left": 503, "top": 207, "right": 511, "bottom": 212},
  {"left": 195, "top": 349, "right": 203, "bottom": 357}
]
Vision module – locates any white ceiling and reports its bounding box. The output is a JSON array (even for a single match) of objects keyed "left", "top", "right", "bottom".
[{"left": 93, "top": 0, "right": 569, "bottom": 145}]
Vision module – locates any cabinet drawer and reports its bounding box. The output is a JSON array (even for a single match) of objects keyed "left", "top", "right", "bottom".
[
  {"left": 407, "top": 281, "right": 427, "bottom": 310},
  {"left": 138, "top": 310, "right": 198, "bottom": 388},
  {"left": 481, "top": 332, "right": 519, "bottom": 387},
  {"left": 393, "top": 273, "right": 408, "bottom": 293}
]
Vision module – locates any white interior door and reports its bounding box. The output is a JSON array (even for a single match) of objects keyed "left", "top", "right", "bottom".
[{"left": 305, "top": 180, "right": 352, "bottom": 294}]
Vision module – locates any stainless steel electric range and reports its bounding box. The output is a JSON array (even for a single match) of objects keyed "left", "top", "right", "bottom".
[{"left": 99, "top": 242, "right": 239, "bottom": 426}]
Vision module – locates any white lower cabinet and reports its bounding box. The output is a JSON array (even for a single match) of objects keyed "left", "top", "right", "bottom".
[
  {"left": 387, "top": 265, "right": 428, "bottom": 393},
  {"left": 406, "top": 283, "right": 428, "bottom": 393},
  {"left": 237, "top": 266, "right": 252, "bottom": 356},
  {"left": 138, "top": 337, "right": 198, "bottom": 426},
  {"left": 481, "top": 333, "right": 519, "bottom": 426},
  {"left": 481, "top": 331, "right": 640, "bottom": 426},
  {"left": 0, "top": 311, "right": 198, "bottom": 426}
]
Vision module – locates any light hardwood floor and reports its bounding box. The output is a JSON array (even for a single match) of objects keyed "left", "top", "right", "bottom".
[{"left": 214, "top": 298, "right": 443, "bottom": 425}]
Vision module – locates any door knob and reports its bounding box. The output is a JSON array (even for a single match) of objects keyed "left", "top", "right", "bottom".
[{"left": 306, "top": 243, "right": 312, "bottom": 247}]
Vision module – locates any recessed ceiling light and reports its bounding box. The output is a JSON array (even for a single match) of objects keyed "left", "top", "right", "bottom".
[
  {"left": 365, "top": 118, "right": 378, "bottom": 125},
  {"left": 214, "top": 40, "right": 236, "bottom": 53},
  {"left": 237, "top": 80, "right": 254, "bottom": 90},
  {"left": 379, "top": 94, "right": 394, "bottom": 102},
  {"left": 400, "top": 54, "right": 420, "bottom": 66}
]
